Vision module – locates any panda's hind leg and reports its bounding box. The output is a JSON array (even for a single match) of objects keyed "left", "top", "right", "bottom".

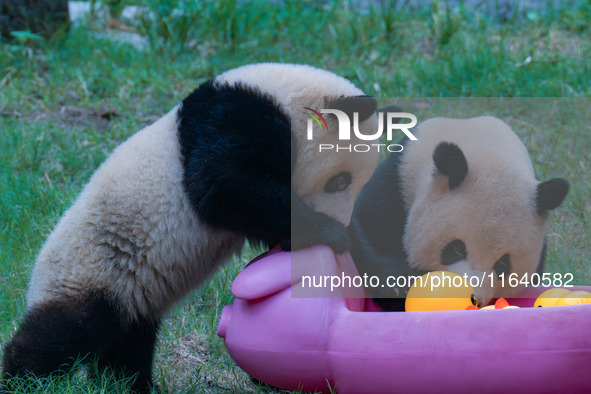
[
  {"left": 2, "top": 292, "right": 122, "bottom": 377},
  {"left": 1, "top": 292, "right": 156, "bottom": 392},
  {"left": 94, "top": 317, "right": 160, "bottom": 393}
]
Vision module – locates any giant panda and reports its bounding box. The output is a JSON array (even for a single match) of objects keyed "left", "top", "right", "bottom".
[
  {"left": 1, "top": 63, "right": 380, "bottom": 392},
  {"left": 349, "top": 116, "right": 569, "bottom": 311}
]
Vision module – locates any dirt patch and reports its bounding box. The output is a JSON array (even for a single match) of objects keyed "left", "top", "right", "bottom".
[
  {"left": 155, "top": 331, "right": 264, "bottom": 393},
  {"left": 16, "top": 99, "right": 122, "bottom": 132}
]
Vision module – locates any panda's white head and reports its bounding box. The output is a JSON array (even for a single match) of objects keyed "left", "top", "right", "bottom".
[
  {"left": 215, "top": 63, "right": 379, "bottom": 225},
  {"left": 400, "top": 116, "right": 569, "bottom": 304}
]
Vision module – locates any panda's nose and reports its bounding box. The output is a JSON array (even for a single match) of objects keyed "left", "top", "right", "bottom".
[
  {"left": 444, "top": 262, "right": 495, "bottom": 306},
  {"left": 473, "top": 285, "right": 494, "bottom": 308}
]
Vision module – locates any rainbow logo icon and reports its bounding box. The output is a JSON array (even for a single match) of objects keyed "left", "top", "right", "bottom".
[{"left": 303, "top": 107, "right": 328, "bottom": 132}]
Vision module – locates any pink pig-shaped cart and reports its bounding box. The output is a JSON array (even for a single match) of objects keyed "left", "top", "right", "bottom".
[{"left": 217, "top": 246, "right": 591, "bottom": 393}]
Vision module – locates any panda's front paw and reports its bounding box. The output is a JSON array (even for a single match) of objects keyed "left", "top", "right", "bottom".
[
  {"left": 291, "top": 222, "right": 350, "bottom": 254},
  {"left": 319, "top": 223, "right": 351, "bottom": 254}
]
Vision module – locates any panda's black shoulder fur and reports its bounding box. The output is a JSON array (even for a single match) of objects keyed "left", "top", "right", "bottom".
[
  {"left": 348, "top": 150, "right": 427, "bottom": 311},
  {"left": 350, "top": 152, "right": 406, "bottom": 258},
  {"left": 177, "top": 80, "right": 292, "bottom": 248}
]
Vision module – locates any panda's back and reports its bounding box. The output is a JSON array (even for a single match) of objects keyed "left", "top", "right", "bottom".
[{"left": 27, "top": 107, "right": 243, "bottom": 319}]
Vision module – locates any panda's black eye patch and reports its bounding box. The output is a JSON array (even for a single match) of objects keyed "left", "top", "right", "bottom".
[
  {"left": 324, "top": 172, "right": 352, "bottom": 193},
  {"left": 494, "top": 254, "right": 511, "bottom": 277},
  {"left": 441, "top": 240, "right": 467, "bottom": 266}
]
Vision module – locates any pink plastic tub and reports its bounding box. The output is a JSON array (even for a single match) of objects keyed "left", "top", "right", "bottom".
[{"left": 217, "top": 246, "right": 591, "bottom": 393}]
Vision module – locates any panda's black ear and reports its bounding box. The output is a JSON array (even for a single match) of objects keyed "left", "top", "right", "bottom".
[
  {"left": 536, "top": 178, "right": 569, "bottom": 215},
  {"left": 432, "top": 142, "right": 468, "bottom": 190},
  {"left": 377, "top": 105, "right": 404, "bottom": 125},
  {"left": 325, "top": 95, "right": 377, "bottom": 122},
  {"left": 377, "top": 105, "right": 403, "bottom": 114}
]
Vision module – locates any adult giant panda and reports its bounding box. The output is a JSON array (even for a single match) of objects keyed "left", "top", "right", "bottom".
[
  {"left": 349, "top": 116, "right": 569, "bottom": 311},
  {"left": 1, "top": 63, "right": 379, "bottom": 392}
]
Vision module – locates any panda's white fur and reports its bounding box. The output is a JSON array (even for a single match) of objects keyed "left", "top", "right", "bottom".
[
  {"left": 349, "top": 116, "right": 569, "bottom": 310},
  {"left": 27, "top": 107, "right": 241, "bottom": 321},
  {"left": 3, "top": 63, "right": 379, "bottom": 392}
]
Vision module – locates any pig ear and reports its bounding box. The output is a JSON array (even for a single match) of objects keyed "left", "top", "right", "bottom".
[
  {"left": 325, "top": 96, "right": 377, "bottom": 122},
  {"left": 432, "top": 142, "right": 468, "bottom": 190},
  {"left": 536, "top": 178, "right": 569, "bottom": 215}
]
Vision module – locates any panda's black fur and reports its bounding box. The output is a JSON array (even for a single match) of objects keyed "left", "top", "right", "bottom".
[
  {"left": 1, "top": 63, "right": 379, "bottom": 392},
  {"left": 179, "top": 80, "right": 292, "bottom": 245},
  {"left": 178, "top": 80, "right": 342, "bottom": 250},
  {"left": 178, "top": 80, "right": 378, "bottom": 252},
  {"left": 348, "top": 146, "right": 427, "bottom": 311},
  {"left": 3, "top": 292, "right": 158, "bottom": 391}
]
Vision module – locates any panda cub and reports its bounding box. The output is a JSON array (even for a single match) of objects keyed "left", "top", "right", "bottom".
[
  {"left": 349, "top": 116, "right": 569, "bottom": 311},
  {"left": 2, "top": 63, "right": 379, "bottom": 392}
]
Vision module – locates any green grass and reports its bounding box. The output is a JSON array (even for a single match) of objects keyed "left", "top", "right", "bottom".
[{"left": 1, "top": 0, "right": 591, "bottom": 392}]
